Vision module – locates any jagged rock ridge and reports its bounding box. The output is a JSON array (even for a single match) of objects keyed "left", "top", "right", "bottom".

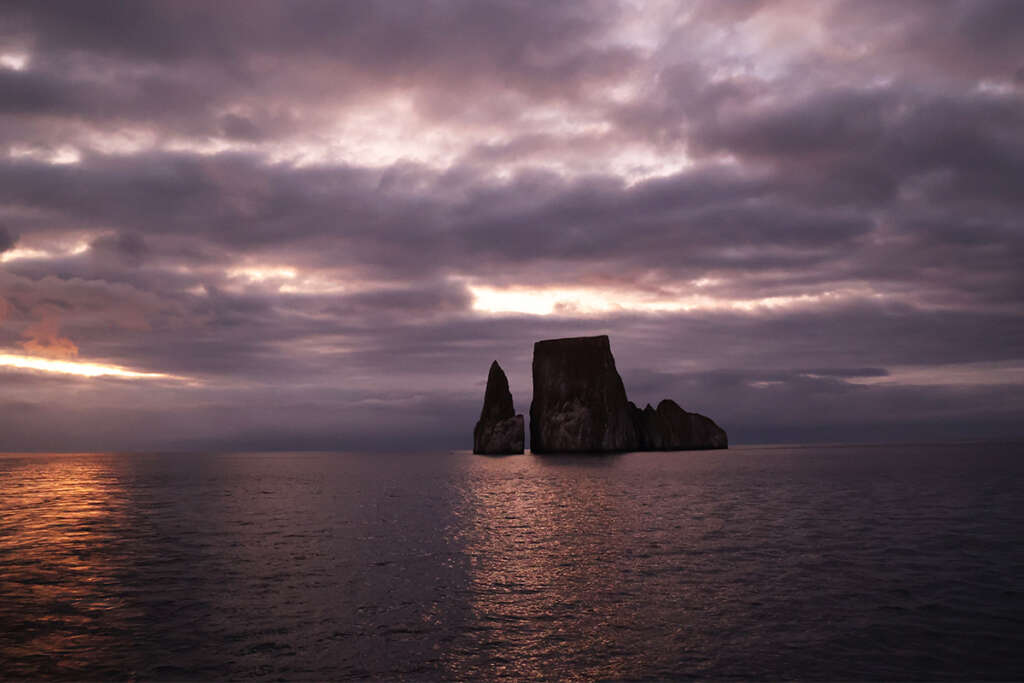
[
  {"left": 629, "top": 399, "right": 728, "bottom": 451},
  {"left": 473, "top": 360, "right": 525, "bottom": 454}
]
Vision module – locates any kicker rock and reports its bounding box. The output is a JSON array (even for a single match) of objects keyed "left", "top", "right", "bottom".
[
  {"left": 473, "top": 361, "right": 524, "bottom": 454},
  {"left": 529, "top": 335, "right": 728, "bottom": 453},
  {"left": 529, "top": 335, "right": 639, "bottom": 453}
]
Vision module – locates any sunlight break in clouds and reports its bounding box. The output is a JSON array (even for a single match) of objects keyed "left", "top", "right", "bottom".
[
  {"left": 0, "top": 353, "right": 185, "bottom": 380},
  {"left": 468, "top": 284, "right": 885, "bottom": 316},
  {"left": 846, "top": 362, "right": 1024, "bottom": 387},
  {"left": 225, "top": 265, "right": 349, "bottom": 294},
  {"left": 0, "top": 51, "right": 28, "bottom": 70},
  {"left": 227, "top": 266, "right": 299, "bottom": 283},
  {"left": 9, "top": 145, "right": 81, "bottom": 165},
  {"left": 1, "top": 241, "right": 91, "bottom": 263}
]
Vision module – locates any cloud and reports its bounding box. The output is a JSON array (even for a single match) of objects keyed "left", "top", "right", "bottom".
[
  {"left": 0, "top": 0, "right": 1022, "bottom": 450},
  {"left": 19, "top": 304, "right": 79, "bottom": 359},
  {"left": 0, "top": 224, "right": 15, "bottom": 252}
]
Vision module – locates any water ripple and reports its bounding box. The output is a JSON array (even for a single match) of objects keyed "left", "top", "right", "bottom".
[{"left": 0, "top": 445, "right": 1022, "bottom": 679}]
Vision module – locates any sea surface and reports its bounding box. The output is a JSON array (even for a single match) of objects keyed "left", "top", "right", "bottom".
[{"left": 1, "top": 443, "right": 1022, "bottom": 680}]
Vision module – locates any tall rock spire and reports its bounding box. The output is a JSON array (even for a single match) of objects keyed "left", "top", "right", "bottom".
[{"left": 473, "top": 361, "right": 524, "bottom": 454}]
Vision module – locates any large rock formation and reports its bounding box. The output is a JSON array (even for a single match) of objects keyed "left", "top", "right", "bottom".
[
  {"left": 530, "top": 335, "right": 639, "bottom": 453},
  {"left": 630, "top": 399, "right": 728, "bottom": 451},
  {"left": 530, "top": 335, "right": 727, "bottom": 453},
  {"left": 473, "top": 361, "right": 525, "bottom": 454}
]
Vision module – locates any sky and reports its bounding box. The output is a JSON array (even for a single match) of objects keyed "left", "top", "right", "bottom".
[{"left": 1, "top": 0, "right": 1022, "bottom": 451}]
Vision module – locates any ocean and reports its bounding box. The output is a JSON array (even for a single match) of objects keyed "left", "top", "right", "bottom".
[{"left": 1, "top": 443, "right": 1022, "bottom": 680}]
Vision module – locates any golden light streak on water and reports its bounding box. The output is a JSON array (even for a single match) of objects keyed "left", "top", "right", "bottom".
[{"left": 0, "top": 454, "right": 134, "bottom": 675}]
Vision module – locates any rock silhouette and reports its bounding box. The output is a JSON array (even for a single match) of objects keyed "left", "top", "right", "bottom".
[
  {"left": 473, "top": 361, "right": 525, "bottom": 454},
  {"left": 630, "top": 399, "right": 728, "bottom": 451},
  {"left": 530, "top": 335, "right": 727, "bottom": 453},
  {"left": 529, "top": 335, "right": 639, "bottom": 453}
]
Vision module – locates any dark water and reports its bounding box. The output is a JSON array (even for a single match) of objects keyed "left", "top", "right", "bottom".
[{"left": 1, "top": 443, "right": 1023, "bottom": 680}]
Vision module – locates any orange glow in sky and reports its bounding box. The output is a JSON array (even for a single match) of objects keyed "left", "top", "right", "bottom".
[{"left": 0, "top": 353, "right": 183, "bottom": 380}]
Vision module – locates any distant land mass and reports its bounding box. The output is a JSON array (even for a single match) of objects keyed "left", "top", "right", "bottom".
[{"left": 473, "top": 335, "right": 727, "bottom": 454}]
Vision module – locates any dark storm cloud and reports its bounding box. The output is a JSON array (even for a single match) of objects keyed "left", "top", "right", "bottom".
[
  {"left": 1, "top": 0, "right": 1023, "bottom": 450},
  {"left": 693, "top": 87, "right": 1024, "bottom": 212},
  {"left": 0, "top": 0, "right": 636, "bottom": 150},
  {"left": 824, "top": 0, "right": 1024, "bottom": 81},
  {"left": 0, "top": 224, "right": 15, "bottom": 252},
  {"left": 4, "top": 147, "right": 1017, "bottom": 310},
  {"left": 10, "top": 0, "right": 628, "bottom": 79}
]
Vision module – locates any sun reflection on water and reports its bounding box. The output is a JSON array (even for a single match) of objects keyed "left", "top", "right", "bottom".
[
  {"left": 0, "top": 454, "right": 139, "bottom": 677},
  {"left": 445, "top": 455, "right": 655, "bottom": 681}
]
